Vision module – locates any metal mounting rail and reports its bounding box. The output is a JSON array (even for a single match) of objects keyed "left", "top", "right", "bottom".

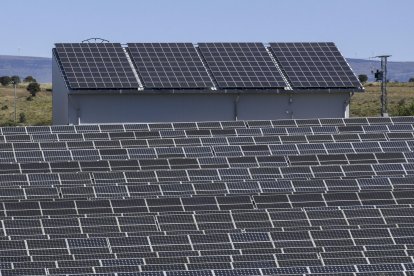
[
  {"left": 122, "top": 46, "right": 144, "bottom": 90},
  {"left": 195, "top": 44, "right": 218, "bottom": 91},
  {"left": 265, "top": 46, "right": 293, "bottom": 91}
]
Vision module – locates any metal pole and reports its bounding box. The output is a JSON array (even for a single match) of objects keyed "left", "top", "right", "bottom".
[
  {"left": 13, "top": 82, "right": 17, "bottom": 123},
  {"left": 383, "top": 56, "right": 388, "bottom": 116}
]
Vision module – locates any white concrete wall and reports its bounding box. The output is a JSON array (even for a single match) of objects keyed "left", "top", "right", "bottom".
[
  {"left": 52, "top": 55, "right": 69, "bottom": 125},
  {"left": 237, "top": 93, "right": 349, "bottom": 120},
  {"left": 68, "top": 93, "right": 236, "bottom": 124},
  {"left": 62, "top": 92, "right": 350, "bottom": 124}
]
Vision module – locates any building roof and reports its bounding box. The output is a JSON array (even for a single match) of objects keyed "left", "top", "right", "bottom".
[
  {"left": 0, "top": 116, "right": 413, "bottom": 274},
  {"left": 54, "top": 42, "right": 364, "bottom": 93}
]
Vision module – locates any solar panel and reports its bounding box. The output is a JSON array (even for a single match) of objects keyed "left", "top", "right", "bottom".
[
  {"left": 55, "top": 43, "right": 139, "bottom": 89},
  {"left": 198, "top": 43, "right": 287, "bottom": 88},
  {"left": 269, "top": 42, "right": 361, "bottom": 88},
  {"left": 127, "top": 43, "right": 214, "bottom": 89}
]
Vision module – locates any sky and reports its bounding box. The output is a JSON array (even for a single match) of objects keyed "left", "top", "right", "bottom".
[{"left": 0, "top": 0, "right": 413, "bottom": 61}]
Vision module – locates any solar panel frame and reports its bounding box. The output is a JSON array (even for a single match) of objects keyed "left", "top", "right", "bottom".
[
  {"left": 269, "top": 42, "right": 361, "bottom": 89},
  {"left": 127, "top": 43, "right": 214, "bottom": 89},
  {"left": 198, "top": 42, "right": 287, "bottom": 89},
  {"left": 54, "top": 43, "right": 139, "bottom": 89}
]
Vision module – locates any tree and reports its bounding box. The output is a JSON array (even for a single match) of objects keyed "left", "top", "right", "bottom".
[
  {"left": 409, "top": 77, "right": 414, "bottom": 83},
  {"left": 358, "top": 74, "right": 368, "bottom": 83},
  {"left": 11, "top": 76, "right": 21, "bottom": 84},
  {"left": 23, "top": 76, "right": 36, "bottom": 83},
  {"left": 26, "top": 82, "right": 41, "bottom": 97},
  {"left": 0, "top": 76, "right": 11, "bottom": 86}
]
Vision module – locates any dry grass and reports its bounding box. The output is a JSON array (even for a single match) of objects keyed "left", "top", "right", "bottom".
[
  {"left": 350, "top": 82, "right": 414, "bottom": 117},
  {"left": 0, "top": 84, "right": 52, "bottom": 126}
]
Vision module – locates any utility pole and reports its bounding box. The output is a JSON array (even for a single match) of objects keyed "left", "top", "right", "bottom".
[
  {"left": 373, "top": 55, "right": 391, "bottom": 117},
  {"left": 13, "top": 81, "right": 17, "bottom": 123}
]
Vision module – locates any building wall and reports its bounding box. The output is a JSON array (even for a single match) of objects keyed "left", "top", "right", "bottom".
[
  {"left": 52, "top": 56, "right": 70, "bottom": 125},
  {"left": 68, "top": 93, "right": 235, "bottom": 124},
  {"left": 237, "top": 93, "right": 350, "bottom": 120},
  {"left": 62, "top": 92, "right": 350, "bottom": 124}
]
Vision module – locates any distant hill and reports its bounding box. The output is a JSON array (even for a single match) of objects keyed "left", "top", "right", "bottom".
[
  {"left": 1, "top": 55, "right": 414, "bottom": 84},
  {"left": 347, "top": 58, "right": 414, "bottom": 82},
  {"left": 0, "top": 55, "right": 52, "bottom": 83}
]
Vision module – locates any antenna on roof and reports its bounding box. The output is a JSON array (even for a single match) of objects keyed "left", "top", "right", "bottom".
[{"left": 82, "top": 38, "right": 110, "bottom": 43}]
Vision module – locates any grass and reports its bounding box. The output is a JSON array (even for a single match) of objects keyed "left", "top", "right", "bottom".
[
  {"left": 0, "top": 83, "right": 52, "bottom": 126},
  {"left": 0, "top": 82, "right": 413, "bottom": 126},
  {"left": 350, "top": 82, "right": 414, "bottom": 117}
]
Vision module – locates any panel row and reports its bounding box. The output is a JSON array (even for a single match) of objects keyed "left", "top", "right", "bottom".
[
  {"left": 1, "top": 126, "right": 413, "bottom": 144},
  {"left": 0, "top": 152, "right": 411, "bottom": 174},
  {"left": 2, "top": 206, "right": 414, "bottom": 239},
  {"left": 1, "top": 116, "right": 412, "bottom": 135},
  {"left": 2, "top": 262, "right": 414, "bottom": 275},
  {"left": 1, "top": 141, "right": 414, "bottom": 165},
  {"left": 1, "top": 191, "right": 414, "bottom": 217}
]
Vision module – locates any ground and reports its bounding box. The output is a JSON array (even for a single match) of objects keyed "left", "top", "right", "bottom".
[
  {"left": 0, "top": 82, "right": 413, "bottom": 126},
  {"left": 350, "top": 82, "right": 414, "bottom": 117},
  {"left": 0, "top": 83, "right": 52, "bottom": 126}
]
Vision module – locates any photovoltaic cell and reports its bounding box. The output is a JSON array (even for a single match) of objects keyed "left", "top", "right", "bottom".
[
  {"left": 55, "top": 43, "right": 139, "bottom": 89},
  {"left": 269, "top": 42, "right": 361, "bottom": 88},
  {"left": 198, "top": 43, "right": 287, "bottom": 88},
  {"left": 128, "top": 43, "right": 214, "bottom": 89}
]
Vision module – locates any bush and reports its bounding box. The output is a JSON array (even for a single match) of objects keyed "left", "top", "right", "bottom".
[
  {"left": 26, "top": 82, "right": 41, "bottom": 97},
  {"left": 18, "top": 113, "right": 26, "bottom": 123},
  {"left": 409, "top": 77, "right": 414, "bottom": 83},
  {"left": 26, "top": 96, "right": 33, "bottom": 101},
  {"left": 0, "top": 121, "right": 17, "bottom": 127},
  {"left": 0, "top": 76, "right": 11, "bottom": 86},
  {"left": 1, "top": 105, "right": 8, "bottom": 110},
  {"left": 11, "top": 76, "right": 21, "bottom": 84},
  {"left": 23, "top": 76, "right": 36, "bottom": 83},
  {"left": 358, "top": 74, "right": 368, "bottom": 83},
  {"left": 394, "top": 100, "right": 414, "bottom": 116}
]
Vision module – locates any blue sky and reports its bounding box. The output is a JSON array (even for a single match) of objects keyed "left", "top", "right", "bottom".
[{"left": 1, "top": 0, "right": 413, "bottom": 61}]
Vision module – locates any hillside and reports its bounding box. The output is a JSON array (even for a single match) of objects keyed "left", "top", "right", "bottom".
[
  {"left": 0, "top": 55, "right": 52, "bottom": 83},
  {"left": 347, "top": 58, "right": 414, "bottom": 82}
]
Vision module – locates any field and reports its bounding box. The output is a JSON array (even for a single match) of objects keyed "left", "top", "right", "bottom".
[
  {"left": 0, "top": 83, "right": 413, "bottom": 126},
  {"left": 0, "top": 83, "right": 52, "bottom": 126},
  {"left": 350, "top": 82, "right": 414, "bottom": 117}
]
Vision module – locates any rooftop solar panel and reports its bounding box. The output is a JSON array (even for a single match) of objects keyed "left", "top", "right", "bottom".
[
  {"left": 269, "top": 42, "right": 361, "bottom": 89},
  {"left": 55, "top": 43, "right": 139, "bottom": 89},
  {"left": 127, "top": 43, "right": 214, "bottom": 89},
  {"left": 198, "top": 43, "right": 287, "bottom": 89}
]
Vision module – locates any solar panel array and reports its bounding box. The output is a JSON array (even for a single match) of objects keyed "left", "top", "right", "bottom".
[
  {"left": 2, "top": 117, "right": 414, "bottom": 275},
  {"left": 54, "top": 42, "right": 362, "bottom": 90}
]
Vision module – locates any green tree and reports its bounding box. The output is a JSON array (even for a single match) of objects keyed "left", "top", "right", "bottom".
[
  {"left": 23, "top": 76, "right": 36, "bottom": 83},
  {"left": 26, "top": 82, "right": 41, "bottom": 97},
  {"left": 358, "top": 74, "right": 368, "bottom": 83},
  {"left": 0, "top": 76, "right": 11, "bottom": 86},
  {"left": 409, "top": 77, "right": 414, "bottom": 82},
  {"left": 11, "top": 75, "right": 21, "bottom": 84}
]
